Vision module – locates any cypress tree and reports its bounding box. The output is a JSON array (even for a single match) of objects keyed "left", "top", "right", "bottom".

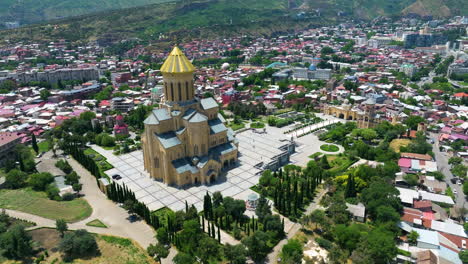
[
  {"left": 202, "top": 216, "right": 205, "bottom": 232},
  {"left": 211, "top": 222, "right": 215, "bottom": 238},
  {"left": 217, "top": 225, "right": 221, "bottom": 243},
  {"left": 208, "top": 221, "right": 211, "bottom": 236},
  {"left": 31, "top": 133, "right": 39, "bottom": 154},
  {"left": 185, "top": 200, "right": 189, "bottom": 213}
]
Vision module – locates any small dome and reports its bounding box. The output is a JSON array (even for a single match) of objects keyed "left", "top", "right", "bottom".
[
  {"left": 116, "top": 115, "right": 124, "bottom": 121},
  {"left": 308, "top": 64, "right": 317, "bottom": 71},
  {"left": 221, "top": 62, "right": 230, "bottom": 70}
]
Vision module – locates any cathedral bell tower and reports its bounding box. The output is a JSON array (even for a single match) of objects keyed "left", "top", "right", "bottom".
[{"left": 159, "top": 47, "right": 196, "bottom": 106}]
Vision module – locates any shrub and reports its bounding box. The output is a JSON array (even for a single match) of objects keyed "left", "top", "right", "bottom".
[
  {"left": 55, "top": 160, "right": 72, "bottom": 174},
  {"left": 62, "top": 193, "right": 75, "bottom": 201},
  {"left": 46, "top": 184, "right": 61, "bottom": 201},
  {"left": 59, "top": 229, "right": 97, "bottom": 261},
  {"left": 29, "top": 172, "right": 54, "bottom": 191},
  {"left": 315, "top": 237, "right": 333, "bottom": 250}
]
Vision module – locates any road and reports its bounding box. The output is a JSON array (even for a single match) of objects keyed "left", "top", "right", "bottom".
[
  {"left": 265, "top": 188, "right": 327, "bottom": 263},
  {"left": 430, "top": 133, "right": 467, "bottom": 216}
]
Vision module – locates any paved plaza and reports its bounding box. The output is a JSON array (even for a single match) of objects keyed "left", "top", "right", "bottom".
[{"left": 94, "top": 114, "right": 344, "bottom": 212}]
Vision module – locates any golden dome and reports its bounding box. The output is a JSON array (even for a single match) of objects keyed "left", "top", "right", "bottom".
[{"left": 160, "top": 46, "right": 196, "bottom": 74}]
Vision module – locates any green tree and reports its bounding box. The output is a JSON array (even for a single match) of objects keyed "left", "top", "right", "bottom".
[
  {"left": 255, "top": 195, "right": 271, "bottom": 222},
  {"left": 147, "top": 243, "right": 169, "bottom": 262},
  {"left": 224, "top": 244, "right": 247, "bottom": 264},
  {"left": 408, "top": 230, "right": 419, "bottom": 245},
  {"left": 29, "top": 172, "right": 54, "bottom": 191},
  {"left": 448, "top": 157, "right": 463, "bottom": 166},
  {"left": 306, "top": 209, "right": 327, "bottom": 230},
  {"left": 156, "top": 227, "right": 170, "bottom": 245},
  {"left": 198, "top": 236, "right": 220, "bottom": 263},
  {"left": 0, "top": 225, "right": 33, "bottom": 259},
  {"left": 40, "top": 89, "right": 51, "bottom": 100},
  {"left": 404, "top": 116, "right": 424, "bottom": 130},
  {"left": 281, "top": 239, "right": 303, "bottom": 264},
  {"left": 375, "top": 205, "right": 400, "bottom": 224},
  {"left": 31, "top": 133, "right": 39, "bottom": 154},
  {"left": 242, "top": 231, "right": 271, "bottom": 262},
  {"left": 79, "top": 111, "right": 96, "bottom": 121},
  {"left": 5, "top": 169, "right": 28, "bottom": 189},
  {"left": 320, "top": 155, "right": 330, "bottom": 170},
  {"left": 58, "top": 229, "right": 97, "bottom": 261},
  {"left": 56, "top": 219, "right": 68, "bottom": 237},
  {"left": 459, "top": 250, "right": 468, "bottom": 263},
  {"left": 72, "top": 183, "right": 82, "bottom": 194},
  {"left": 359, "top": 228, "right": 397, "bottom": 263},
  {"left": 123, "top": 199, "right": 136, "bottom": 216},
  {"left": 173, "top": 252, "right": 195, "bottom": 264}
]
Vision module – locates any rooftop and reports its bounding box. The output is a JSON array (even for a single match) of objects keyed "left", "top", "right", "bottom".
[{"left": 160, "top": 46, "right": 196, "bottom": 74}]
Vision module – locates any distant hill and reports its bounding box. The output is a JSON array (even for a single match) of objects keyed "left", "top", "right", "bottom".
[
  {"left": 0, "top": 0, "right": 463, "bottom": 45},
  {"left": 0, "top": 0, "right": 172, "bottom": 26},
  {"left": 402, "top": 0, "right": 468, "bottom": 18}
]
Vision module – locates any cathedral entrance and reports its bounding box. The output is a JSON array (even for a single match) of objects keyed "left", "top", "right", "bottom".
[
  {"left": 194, "top": 177, "right": 199, "bottom": 184},
  {"left": 210, "top": 174, "right": 216, "bottom": 183},
  {"left": 223, "top": 160, "right": 229, "bottom": 170}
]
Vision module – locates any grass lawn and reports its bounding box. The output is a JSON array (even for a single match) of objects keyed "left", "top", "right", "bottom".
[
  {"left": 327, "top": 155, "right": 356, "bottom": 175},
  {"left": 320, "top": 144, "right": 339, "bottom": 152},
  {"left": 84, "top": 148, "right": 114, "bottom": 176},
  {"left": 389, "top": 139, "right": 411, "bottom": 153},
  {"left": 25, "top": 228, "right": 155, "bottom": 264},
  {"left": 152, "top": 207, "right": 174, "bottom": 227},
  {"left": 38, "top": 141, "right": 51, "bottom": 153},
  {"left": 86, "top": 219, "right": 108, "bottom": 228},
  {"left": 250, "top": 122, "right": 265, "bottom": 129},
  {"left": 0, "top": 188, "right": 92, "bottom": 222},
  {"left": 308, "top": 152, "right": 323, "bottom": 159},
  {"left": 229, "top": 122, "right": 245, "bottom": 131}
]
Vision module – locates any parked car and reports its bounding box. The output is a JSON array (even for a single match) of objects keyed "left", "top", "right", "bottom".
[{"left": 112, "top": 174, "right": 121, "bottom": 180}]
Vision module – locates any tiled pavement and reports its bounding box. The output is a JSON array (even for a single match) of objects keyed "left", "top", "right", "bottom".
[
  {"left": 96, "top": 129, "right": 291, "bottom": 212},
  {"left": 94, "top": 114, "right": 344, "bottom": 213}
]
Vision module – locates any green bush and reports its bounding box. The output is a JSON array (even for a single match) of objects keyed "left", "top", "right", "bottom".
[{"left": 315, "top": 237, "right": 333, "bottom": 250}]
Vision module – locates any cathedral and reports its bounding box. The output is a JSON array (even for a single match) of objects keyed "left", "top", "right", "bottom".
[{"left": 142, "top": 47, "right": 239, "bottom": 187}]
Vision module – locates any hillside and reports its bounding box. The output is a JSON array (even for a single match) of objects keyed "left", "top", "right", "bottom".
[
  {"left": 402, "top": 0, "right": 468, "bottom": 17},
  {"left": 0, "top": 0, "right": 462, "bottom": 45},
  {"left": 0, "top": 0, "right": 314, "bottom": 44},
  {"left": 0, "top": 0, "right": 172, "bottom": 26}
]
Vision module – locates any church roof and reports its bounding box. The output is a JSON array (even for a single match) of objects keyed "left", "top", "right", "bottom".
[
  {"left": 183, "top": 108, "right": 197, "bottom": 120},
  {"left": 200, "top": 97, "right": 218, "bottom": 110},
  {"left": 143, "top": 113, "right": 159, "bottom": 125},
  {"left": 155, "top": 131, "right": 182, "bottom": 149},
  {"left": 208, "top": 118, "right": 228, "bottom": 134},
  {"left": 172, "top": 158, "right": 199, "bottom": 174},
  {"left": 189, "top": 112, "right": 208, "bottom": 123},
  {"left": 152, "top": 108, "right": 171, "bottom": 121},
  {"left": 160, "top": 47, "right": 196, "bottom": 74}
]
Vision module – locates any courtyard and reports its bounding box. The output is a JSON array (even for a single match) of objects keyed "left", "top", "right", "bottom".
[{"left": 94, "top": 114, "right": 344, "bottom": 212}]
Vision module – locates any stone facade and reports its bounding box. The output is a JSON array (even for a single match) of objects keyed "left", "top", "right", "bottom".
[
  {"left": 323, "top": 103, "right": 382, "bottom": 129},
  {"left": 142, "top": 47, "right": 238, "bottom": 187}
]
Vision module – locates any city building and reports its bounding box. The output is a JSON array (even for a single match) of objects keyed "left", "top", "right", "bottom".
[
  {"left": 142, "top": 47, "right": 239, "bottom": 187},
  {"left": 0, "top": 132, "right": 23, "bottom": 165},
  {"left": 111, "top": 97, "right": 134, "bottom": 112}
]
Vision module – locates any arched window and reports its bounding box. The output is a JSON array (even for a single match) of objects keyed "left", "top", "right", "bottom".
[
  {"left": 170, "top": 82, "right": 174, "bottom": 101},
  {"left": 154, "top": 158, "right": 159, "bottom": 168},
  {"left": 178, "top": 82, "right": 182, "bottom": 101},
  {"left": 185, "top": 81, "right": 189, "bottom": 100},
  {"left": 194, "top": 145, "right": 198, "bottom": 156}
]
